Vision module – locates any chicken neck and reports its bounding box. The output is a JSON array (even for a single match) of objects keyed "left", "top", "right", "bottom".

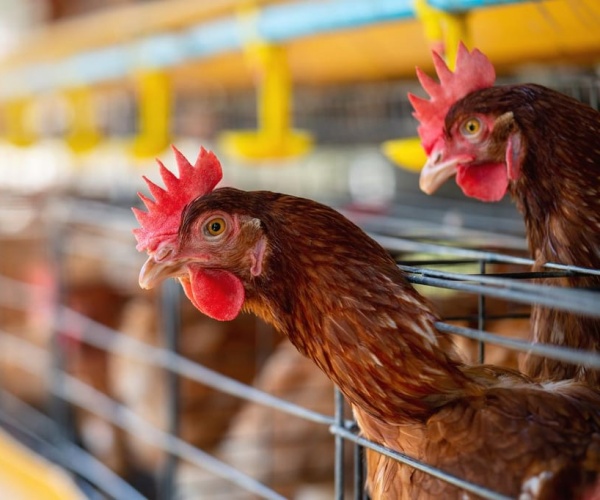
[
  {"left": 242, "top": 193, "right": 478, "bottom": 422},
  {"left": 507, "top": 87, "right": 600, "bottom": 384}
]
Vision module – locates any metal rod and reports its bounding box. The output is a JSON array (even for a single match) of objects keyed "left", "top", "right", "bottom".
[
  {"left": 353, "top": 440, "right": 366, "bottom": 500},
  {"left": 334, "top": 387, "right": 346, "bottom": 500},
  {"left": 372, "top": 233, "right": 600, "bottom": 277},
  {"left": 436, "top": 322, "right": 600, "bottom": 369},
  {"left": 60, "top": 374, "right": 287, "bottom": 500},
  {"left": 48, "top": 223, "right": 75, "bottom": 445},
  {"left": 478, "top": 260, "right": 486, "bottom": 364},
  {"left": 59, "top": 300, "right": 600, "bottom": 396},
  {"left": 57, "top": 308, "right": 341, "bottom": 427},
  {"left": 405, "top": 272, "right": 600, "bottom": 318},
  {"left": 3, "top": 269, "right": 599, "bottom": 391},
  {"left": 158, "top": 279, "right": 182, "bottom": 500}
]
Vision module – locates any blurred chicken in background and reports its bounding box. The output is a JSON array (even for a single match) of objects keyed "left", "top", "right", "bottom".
[{"left": 177, "top": 340, "right": 349, "bottom": 500}]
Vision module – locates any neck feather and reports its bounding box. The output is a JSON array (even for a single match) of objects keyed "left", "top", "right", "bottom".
[{"left": 245, "top": 199, "right": 473, "bottom": 421}]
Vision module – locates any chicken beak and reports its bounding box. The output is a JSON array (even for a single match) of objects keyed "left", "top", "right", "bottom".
[
  {"left": 138, "top": 255, "right": 186, "bottom": 290},
  {"left": 419, "top": 150, "right": 463, "bottom": 195}
]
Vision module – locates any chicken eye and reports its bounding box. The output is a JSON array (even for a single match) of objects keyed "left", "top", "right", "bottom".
[
  {"left": 205, "top": 217, "right": 226, "bottom": 237},
  {"left": 460, "top": 118, "right": 482, "bottom": 137}
]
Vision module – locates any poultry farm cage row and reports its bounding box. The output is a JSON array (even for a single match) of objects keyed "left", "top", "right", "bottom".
[{"left": 0, "top": 75, "right": 599, "bottom": 500}]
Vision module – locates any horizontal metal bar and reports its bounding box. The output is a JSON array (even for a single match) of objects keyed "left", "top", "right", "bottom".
[
  {"left": 371, "top": 233, "right": 600, "bottom": 276},
  {"left": 400, "top": 258, "right": 491, "bottom": 266},
  {"left": 2, "top": 263, "right": 598, "bottom": 379},
  {"left": 58, "top": 307, "right": 339, "bottom": 428},
  {"left": 59, "top": 296, "right": 600, "bottom": 452},
  {"left": 2, "top": 272, "right": 595, "bottom": 500},
  {"left": 466, "top": 271, "right": 572, "bottom": 280},
  {"left": 57, "top": 375, "right": 287, "bottom": 500},
  {"left": 436, "top": 322, "right": 600, "bottom": 369},
  {"left": 330, "top": 425, "right": 511, "bottom": 500},
  {"left": 404, "top": 268, "right": 600, "bottom": 318},
  {"left": 54, "top": 303, "right": 600, "bottom": 399},
  {"left": 405, "top": 265, "right": 571, "bottom": 280},
  {"left": 365, "top": 194, "right": 526, "bottom": 237},
  {"left": 5, "top": 325, "right": 513, "bottom": 500},
  {"left": 401, "top": 265, "right": 576, "bottom": 285}
]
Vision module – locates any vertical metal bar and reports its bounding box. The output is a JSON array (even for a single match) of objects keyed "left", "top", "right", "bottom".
[
  {"left": 478, "top": 260, "right": 486, "bottom": 364},
  {"left": 353, "top": 439, "right": 366, "bottom": 500},
  {"left": 590, "top": 78, "right": 598, "bottom": 111},
  {"left": 158, "top": 279, "right": 182, "bottom": 500},
  {"left": 255, "top": 318, "right": 276, "bottom": 485},
  {"left": 49, "top": 223, "right": 75, "bottom": 444},
  {"left": 334, "top": 387, "right": 345, "bottom": 500}
]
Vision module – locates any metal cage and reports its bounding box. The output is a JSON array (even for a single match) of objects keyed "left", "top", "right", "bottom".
[
  {"left": 0, "top": 71, "right": 599, "bottom": 500},
  {"left": 0, "top": 186, "right": 599, "bottom": 500}
]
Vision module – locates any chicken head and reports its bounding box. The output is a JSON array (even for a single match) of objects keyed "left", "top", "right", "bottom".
[
  {"left": 133, "top": 146, "right": 266, "bottom": 321},
  {"left": 410, "top": 43, "right": 525, "bottom": 202}
]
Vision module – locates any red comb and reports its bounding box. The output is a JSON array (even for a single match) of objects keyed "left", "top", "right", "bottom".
[
  {"left": 409, "top": 42, "right": 496, "bottom": 154},
  {"left": 133, "top": 145, "right": 222, "bottom": 252}
]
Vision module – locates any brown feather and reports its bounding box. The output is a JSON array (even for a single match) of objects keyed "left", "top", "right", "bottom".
[
  {"left": 446, "top": 84, "right": 600, "bottom": 385},
  {"left": 173, "top": 188, "right": 600, "bottom": 498}
]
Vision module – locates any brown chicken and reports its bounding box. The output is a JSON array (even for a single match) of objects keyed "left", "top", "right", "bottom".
[
  {"left": 133, "top": 147, "right": 600, "bottom": 499},
  {"left": 410, "top": 42, "right": 600, "bottom": 385},
  {"left": 179, "top": 341, "right": 342, "bottom": 499}
]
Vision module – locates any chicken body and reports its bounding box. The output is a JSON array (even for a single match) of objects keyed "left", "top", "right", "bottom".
[
  {"left": 413, "top": 46, "right": 600, "bottom": 386},
  {"left": 137, "top": 183, "right": 600, "bottom": 499}
]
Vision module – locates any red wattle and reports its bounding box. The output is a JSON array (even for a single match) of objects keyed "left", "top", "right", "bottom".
[
  {"left": 182, "top": 266, "right": 245, "bottom": 321},
  {"left": 456, "top": 162, "right": 508, "bottom": 202}
]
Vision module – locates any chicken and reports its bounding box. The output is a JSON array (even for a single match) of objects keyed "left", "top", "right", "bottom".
[
  {"left": 132, "top": 147, "right": 600, "bottom": 499},
  {"left": 410, "top": 42, "right": 600, "bottom": 386},
  {"left": 178, "top": 341, "right": 344, "bottom": 499}
]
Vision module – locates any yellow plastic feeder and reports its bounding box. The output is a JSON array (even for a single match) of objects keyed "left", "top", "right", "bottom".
[
  {"left": 219, "top": 42, "right": 312, "bottom": 162},
  {"left": 64, "top": 87, "right": 101, "bottom": 154},
  {"left": 381, "top": 136, "right": 427, "bottom": 172},
  {"left": 130, "top": 70, "right": 171, "bottom": 159},
  {"left": 4, "top": 97, "right": 37, "bottom": 147},
  {"left": 382, "top": 0, "right": 469, "bottom": 172}
]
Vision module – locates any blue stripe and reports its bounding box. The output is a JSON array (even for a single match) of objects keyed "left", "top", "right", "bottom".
[{"left": 0, "top": 0, "right": 529, "bottom": 98}]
